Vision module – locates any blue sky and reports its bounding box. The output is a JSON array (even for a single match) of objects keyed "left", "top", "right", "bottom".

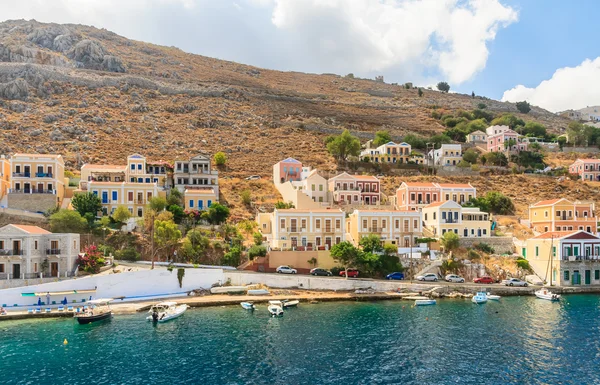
[{"left": 2, "top": 0, "right": 599, "bottom": 112}]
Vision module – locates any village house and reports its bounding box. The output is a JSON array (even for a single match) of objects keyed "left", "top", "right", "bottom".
[
  {"left": 422, "top": 201, "right": 490, "bottom": 238},
  {"left": 528, "top": 198, "right": 596, "bottom": 233},
  {"left": 328, "top": 172, "right": 380, "bottom": 205},
  {"left": 486, "top": 125, "right": 528, "bottom": 152},
  {"left": 173, "top": 154, "right": 219, "bottom": 210},
  {"left": 257, "top": 208, "right": 346, "bottom": 251},
  {"left": 429, "top": 144, "right": 463, "bottom": 166},
  {"left": 0, "top": 224, "right": 80, "bottom": 280},
  {"left": 360, "top": 141, "right": 411, "bottom": 164},
  {"left": 522, "top": 230, "right": 600, "bottom": 286},
  {"left": 273, "top": 157, "right": 303, "bottom": 184},
  {"left": 395, "top": 182, "right": 476, "bottom": 211},
  {"left": 294, "top": 169, "right": 329, "bottom": 204},
  {"left": 346, "top": 209, "right": 422, "bottom": 247},
  {"left": 0, "top": 155, "right": 10, "bottom": 204},
  {"left": 568, "top": 159, "right": 600, "bottom": 181},
  {"left": 466, "top": 130, "right": 487, "bottom": 144}
]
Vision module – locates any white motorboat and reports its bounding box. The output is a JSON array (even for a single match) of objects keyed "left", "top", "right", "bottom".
[
  {"left": 282, "top": 300, "right": 299, "bottom": 308},
  {"left": 240, "top": 302, "right": 256, "bottom": 310},
  {"left": 268, "top": 304, "right": 284, "bottom": 317},
  {"left": 471, "top": 292, "right": 488, "bottom": 304},
  {"left": 210, "top": 286, "right": 247, "bottom": 294},
  {"left": 486, "top": 293, "right": 501, "bottom": 301},
  {"left": 248, "top": 289, "right": 270, "bottom": 296},
  {"left": 414, "top": 299, "right": 436, "bottom": 306},
  {"left": 535, "top": 289, "right": 561, "bottom": 301},
  {"left": 146, "top": 301, "right": 189, "bottom": 323}
]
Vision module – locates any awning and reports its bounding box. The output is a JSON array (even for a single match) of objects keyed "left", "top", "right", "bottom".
[{"left": 21, "top": 289, "right": 97, "bottom": 297}]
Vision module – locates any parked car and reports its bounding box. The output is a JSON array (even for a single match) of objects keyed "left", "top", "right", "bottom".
[
  {"left": 339, "top": 269, "right": 359, "bottom": 278},
  {"left": 445, "top": 274, "right": 465, "bottom": 283},
  {"left": 375, "top": 174, "right": 385, "bottom": 179},
  {"left": 245, "top": 175, "right": 261, "bottom": 180},
  {"left": 416, "top": 273, "right": 438, "bottom": 282},
  {"left": 310, "top": 268, "right": 332, "bottom": 276},
  {"left": 473, "top": 276, "right": 494, "bottom": 284},
  {"left": 386, "top": 272, "right": 405, "bottom": 280},
  {"left": 502, "top": 278, "right": 528, "bottom": 287},
  {"left": 276, "top": 265, "right": 297, "bottom": 274}
]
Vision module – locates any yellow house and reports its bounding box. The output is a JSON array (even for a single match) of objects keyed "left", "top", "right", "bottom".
[
  {"left": 422, "top": 201, "right": 490, "bottom": 238},
  {"left": 0, "top": 155, "right": 10, "bottom": 202},
  {"left": 184, "top": 187, "right": 217, "bottom": 211},
  {"left": 360, "top": 142, "right": 412, "bottom": 164},
  {"left": 88, "top": 181, "right": 164, "bottom": 218},
  {"left": 521, "top": 230, "right": 600, "bottom": 286},
  {"left": 346, "top": 209, "right": 422, "bottom": 247},
  {"left": 8, "top": 153, "right": 66, "bottom": 211},
  {"left": 528, "top": 198, "right": 597, "bottom": 233},
  {"left": 258, "top": 209, "right": 346, "bottom": 250}
]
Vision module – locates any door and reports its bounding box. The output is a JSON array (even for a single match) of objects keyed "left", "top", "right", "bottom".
[
  {"left": 574, "top": 246, "right": 580, "bottom": 257},
  {"left": 37, "top": 183, "right": 43, "bottom": 193},
  {"left": 102, "top": 191, "right": 108, "bottom": 204},
  {"left": 572, "top": 270, "right": 581, "bottom": 285},
  {"left": 12, "top": 263, "right": 20, "bottom": 279},
  {"left": 585, "top": 270, "right": 591, "bottom": 285},
  {"left": 51, "top": 262, "right": 58, "bottom": 277},
  {"left": 24, "top": 183, "right": 30, "bottom": 193}
]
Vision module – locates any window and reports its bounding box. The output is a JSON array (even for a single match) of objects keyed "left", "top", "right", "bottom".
[
  {"left": 315, "top": 219, "right": 321, "bottom": 229},
  {"left": 189, "top": 200, "right": 194, "bottom": 208},
  {"left": 395, "top": 220, "right": 399, "bottom": 229},
  {"left": 433, "top": 212, "right": 436, "bottom": 220},
  {"left": 362, "top": 219, "right": 367, "bottom": 230},
  {"left": 335, "top": 219, "right": 341, "bottom": 229},
  {"left": 0, "top": 264, "right": 3, "bottom": 273},
  {"left": 207, "top": 200, "right": 212, "bottom": 207},
  {"left": 137, "top": 164, "right": 142, "bottom": 170},
  {"left": 130, "top": 164, "right": 135, "bottom": 170},
  {"left": 137, "top": 208, "right": 143, "bottom": 217},
  {"left": 198, "top": 200, "right": 204, "bottom": 210},
  {"left": 410, "top": 193, "right": 415, "bottom": 201},
  {"left": 424, "top": 213, "right": 428, "bottom": 220},
  {"left": 112, "top": 191, "right": 118, "bottom": 202},
  {"left": 280, "top": 219, "right": 285, "bottom": 229},
  {"left": 34, "top": 263, "right": 37, "bottom": 273},
  {"left": 564, "top": 270, "right": 570, "bottom": 281},
  {"left": 128, "top": 192, "right": 134, "bottom": 202},
  {"left": 319, "top": 185, "right": 323, "bottom": 191},
  {"left": 535, "top": 246, "right": 539, "bottom": 257},
  {"left": 145, "top": 178, "right": 151, "bottom": 183},
  {"left": 595, "top": 270, "right": 600, "bottom": 280},
  {"left": 335, "top": 237, "right": 341, "bottom": 244},
  {"left": 414, "top": 219, "right": 418, "bottom": 228},
  {"left": 311, "top": 184, "right": 315, "bottom": 191},
  {"left": 553, "top": 246, "right": 556, "bottom": 257},
  {"left": 34, "top": 240, "right": 38, "bottom": 250}
]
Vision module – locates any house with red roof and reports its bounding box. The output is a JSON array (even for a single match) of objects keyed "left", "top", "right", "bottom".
[
  {"left": 328, "top": 172, "right": 380, "bottom": 205},
  {"left": 528, "top": 198, "right": 597, "bottom": 234},
  {"left": 395, "top": 182, "right": 476, "bottom": 211},
  {"left": 568, "top": 158, "right": 600, "bottom": 181}
]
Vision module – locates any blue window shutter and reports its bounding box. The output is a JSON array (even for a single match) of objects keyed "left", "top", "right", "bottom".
[
  {"left": 112, "top": 191, "right": 117, "bottom": 201},
  {"left": 138, "top": 178, "right": 143, "bottom": 183},
  {"left": 199, "top": 200, "right": 203, "bottom": 209},
  {"left": 137, "top": 164, "right": 142, "bottom": 170},
  {"left": 189, "top": 200, "right": 194, "bottom": 208},
  {"left": 92, "top": 191, "right": 98, "bottom": 196},
  {"left": 145, "top": 178, "right": 150, "bottom": 183},
  {"left": 130, "top": 164, "right": 135, "bottom": 170},
  {"left": 208, "top": 200, "right": 212, "bottom": 207}
]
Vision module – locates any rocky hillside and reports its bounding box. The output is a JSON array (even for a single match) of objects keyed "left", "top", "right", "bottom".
[{"left": 0, "top": 19, "right": 572, "bottom": 176}]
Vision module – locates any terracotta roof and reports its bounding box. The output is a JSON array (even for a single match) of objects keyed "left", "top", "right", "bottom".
[
  {"left": 353, "top": 175, "right": 378, "bottom": 181},
  {"left": 276, "top": 209, "right": 344, "bottom": 214},
  {"left": 424, "top": 201, "right": 447, "bottom": 208},
  {"left": 437, "top": 183, "right": 473, "bottom": 188},
  {"left": 574, "top": 158, "right": 600, "bottom": 163},
  {"left": 532, "top": 198, "right": 565, "bottom": 207},
  {"left": 401, "top": 182, "right": 436, "bottom": 188},
  {"left": 12, "top": 153, "right": 61, "bottom": 158},
  {"left": 10, "top": 225, "right": 51, "bottom": 234},
  {"left": 532, "top": 231, "right": 574, "bottom": 239},
  {"left": 353, "top": 210, "right": 420, "bottom": 214}
]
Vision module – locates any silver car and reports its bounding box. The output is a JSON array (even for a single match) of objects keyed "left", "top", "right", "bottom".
[
  {"left": 276, "top": 265, "right": 297, "bottom": 274},
  {"left": 445, "top": 274, "right": 465, "bottom": 283},
  {"left": 502, "top": 278, "right": 528, "bottom": 287},
  {"left": 416, "top": 273, "right": 438, "bottom": 282}
]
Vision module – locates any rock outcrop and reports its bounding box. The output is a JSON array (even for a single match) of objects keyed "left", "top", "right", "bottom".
[{"left": 0, "top": 78, "right": 28, "bottom": 100}]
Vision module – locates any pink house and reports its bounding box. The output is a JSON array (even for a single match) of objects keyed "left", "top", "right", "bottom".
[
  {"left": 273, "top": 158, "right": 303, "bottom": 184},
  {"left": 328, "top": 172, "right": 380, "bottom": 205},
  {"left": 569, "top": 159, "right": 600, "bottom": 181},
  {"left": 486, "top": 125, "right": 528, "bottom": 152}
]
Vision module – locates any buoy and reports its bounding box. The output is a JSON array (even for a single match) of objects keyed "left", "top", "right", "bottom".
[
  {"left": 63, "top": 339, "right": 68, "bottom": 345},
  {"left": 425, "top": 317, "right": 429, "bottom": 321}
]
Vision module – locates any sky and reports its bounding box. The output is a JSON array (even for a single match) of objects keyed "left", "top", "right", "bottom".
[{"left": 1, "top": 0, "right": 599, "bottom": 112}]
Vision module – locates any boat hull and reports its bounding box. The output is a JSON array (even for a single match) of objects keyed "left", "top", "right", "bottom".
[
  {"left": 75, "top": 311, "right": 112, "bottom": 324},
  {"left": 415, "top": 300, "right": 436, "bottom": 306},
  {"left": 268, "top": 305, "right": 284, "bottom": 317},
  {"left": 535, "top": 291, "right": 561, "bottom": 301},
  {"left": 240, "top": 302, "right": 255, "bottom": 310},
  {"left": 282, "top": 300, "right": 299, "bottom": 308},
  {"left": 147, "top": 305, "right": 188, "bottom": 323}
]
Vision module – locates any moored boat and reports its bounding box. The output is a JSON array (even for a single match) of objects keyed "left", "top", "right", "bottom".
[
  {"left": 535, "top": 289, "right": 561, "bottom": 301},
  {"left": 282, "top": 300, "right": 299, "bottom": 308},
  {"left": 471, "top": 292, "right": 488, "bottom": 304},
  {"left": 74, "top": 298, "right": 113, "bottom": 324},
  {"left": 486, "top": 293, "right": 501, "bottom": 301},
  {"left": 146, "top": 302, "right": 189, "bottom": 323},
  {"left": 268, "top": 304, "right": 284, "bottom": 317},
  {"left": 248, "top": 289, "right": 270, "bottom": 295},
  {"left": 414, "top": 299, "right": 436, "bottom": 306},
  {"left": 240, "top": 302, "right": 256, "bottom": 310}
]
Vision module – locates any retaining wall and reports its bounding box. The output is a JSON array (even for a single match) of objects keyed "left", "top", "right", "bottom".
[
  {"left": 6, "top": 194, "right": 57, "bottom": 213},
  {"left": 459, "top": 237, "right": 515, "bottom": 254}
]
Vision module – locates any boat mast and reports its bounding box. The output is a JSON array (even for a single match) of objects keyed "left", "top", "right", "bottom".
[{"left": 549, "top": 236, "right": 553, "bottom": 286}]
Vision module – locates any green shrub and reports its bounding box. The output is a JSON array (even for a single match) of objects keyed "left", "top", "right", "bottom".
[
  {"left": 248, "top": 245, "right": 267, "bottom": 260},
  {"left": 115, "top": 247, "right": 140, "bottom": 261},
  {"left": 516, "top": 258, "right": 532, "bottom": 272},
  {"left": 474, "top": 243, "right": 495, "bottom": 254}
]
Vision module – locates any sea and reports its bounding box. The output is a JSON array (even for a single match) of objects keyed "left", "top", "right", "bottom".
[{"left": 1, "top": 295, "right": 600, "bottom": 385}]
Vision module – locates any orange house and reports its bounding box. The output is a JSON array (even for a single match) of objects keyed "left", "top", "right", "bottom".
[{"left": 529, "top": 198, "right": 597, "bottom": 234}]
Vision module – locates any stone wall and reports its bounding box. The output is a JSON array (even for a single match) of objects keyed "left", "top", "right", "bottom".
[
  {"left": 7, "top": 193, "right": 58, "bottom": 213},
  {"left": 459, "top": 237, "right": 515, "bottom": 254}
]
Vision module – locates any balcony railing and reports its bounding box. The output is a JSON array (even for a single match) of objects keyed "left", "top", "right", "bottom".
[
  {"left": 46, "top": 249, "right": 61, "bottom": 255},
  {"left": 12, "top": 172, "right": 30, "bottom": 177},
  {"left": 0, "top": 249, "right": 24, "bottom": 256},
  {"left": 316, "top": 228, "right": 336, "bottom": 233},
  {"left": 441, "top": 218, "right": 458, "bottom": 224},
  {"left": 286, "top": 227, "right": 306, "bottom": 233},
  {"left": 367, "top": 227, "right": 381, "bottom": 233},
  {"left": 9, "top": 189, "right": 56, "bottom": 194},
  {"left": 562, "top": 255, "right": 600, "bottom": 261},
  {"left": 35, "top": 172, "right": 53, "bottom": 178},
  {"left": 334, "top": 186, "right": 360, "bottom": 191}
]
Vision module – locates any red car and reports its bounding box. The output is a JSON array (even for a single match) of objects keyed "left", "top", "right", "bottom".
[
  {"left": 339, "top": 269, "right": 359, "bottom": 278},
  {"left": 473, "top": 276, "right": 494, "bottom": 284}
]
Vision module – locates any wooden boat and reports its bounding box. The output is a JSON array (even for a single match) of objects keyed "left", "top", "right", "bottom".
[
  {"left": 248, "top": 289, "right": 270, "bottom": 296},
  {"left": 210, "top": 286, "right": 247, "bottom": 294},
  {"left": 414, "top": 299, "right": 436, "bottom": 306},
  {"left": 282, "top": 300, "right": 299, "bottom": 308},
  {"left": 268, "top": 304, "right": 284, "bottom": 317},
  {"left": 240, "top": 302, "right": 256, "bottom": 310},
  {"left": 486, "top": 293, "right": 501, "bottom": 301},
  {"left": 471, "top": 292, "right": 488, "bottom": 304},
  {"left": 535, "top": 289, "right": 561, "bottom": 301},
  {"left": 146, "top": 302, "right": 189, "bottom": 323},
  {"left": 74, "top": 298, "right": 113, "bottom": 324}
]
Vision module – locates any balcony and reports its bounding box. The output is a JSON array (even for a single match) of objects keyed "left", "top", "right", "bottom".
[
  {"left": 562, "top": 255, "right": 600, "bottom": 262},
  {"left": 334, "top": 186, "right": 360, "bottom": 192},
  {"left": 558, "top": 216, "right": 574, "bottom": 221},
  {"left": 9, "top": 189, "right": 56, "bottom": 194},
  {"left": 35, "top": 172, "right": 53, "bottom": 178},
  {"left": 12, "top": 172, "right": 30, "bottom": 177},
  {"left": 441, "top": 218, "right": 458, "bottom": 224},
  {"left": 316, "top": 228, "right": 335, "bottom": 233},
  {"left": 367, "top": 227, "right": 381, "bottom": 233},
  {"left": 46, "top": 249, "right": 61, "bottom": 255},
  {"left": 286, "top": 227, "right": 306, "bottom": 233},
  {"left": 0, "top": 249, "right": 24, "bottom": 256}
]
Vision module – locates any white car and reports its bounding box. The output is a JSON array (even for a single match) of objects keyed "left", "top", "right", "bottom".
[
  {"left": 502, "top": 278, "right": 528, "bottom": 287},
  {"left": 416, "top": 273, "right": 438, "bottom": 282},
  {"left": 276, "top": 265, "right": 297, "bottom": 274},
  {"left": 245, "top": 175, "right": 261, "bottom": 180},
  {"left": 445, "top": 274, "right": 465, "bottom": 283}
]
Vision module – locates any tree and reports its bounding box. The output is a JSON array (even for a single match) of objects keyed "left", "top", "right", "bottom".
[
  {"left": 557, "top": 136, "right": 567, "bottom": 150},
  {"left": 330, "top": 241, "right": 361, "bottom": 279},
  {"left": 248, "top": 245, "right": 267, "bottom": 260},
  {"left": 484, "top": 191, "right": 515, "bottom": 215},
  {"left": 180, "top": 228, "right": 210, "bottom": 263},
  {"left": 437, "top": 81, "right": 450, "bottom": 93},
  {"left": 403, "top": 134, "right": 427, "bottom": 149},
  {"left": 529, "top": 142, "right": 542, "bottom": 152},
  {"left": 471, "top": 91, "right": 475, "bottom": 98},
  {"left": 148, "top": 196, "right": 168, "bottom": 212},
  {"left": 491, "top": 114, "right": 525, "bottom": 130},
  {"left": 566, "top": 121, "right": 586, "bottom": 146},
  {"left": 326, "top": 129, "right": 361, "bottom": 161},
  {"left": 154, "top": 220, "right": 182, "bottom": 262},
  {"left": 477, "top": 103, "right": 487, "bottom": 110},
  {"left": 167, "top": 204, "right": 185, "bottom": 223},
  {"left": 516, "top": 101, "right": 531, "bottom": 114},
  {"left": 483, "top": 152, "right": 508, "bottom": 166},
  {"left": 206, "top": 203, "right": 230, "bottom": 225},
  {"left": 441, "top": 232, "right": 459, "bottom": 252},
  {"left": 373, "top": 130, "right": 392, "bottom": 146},
  {"left": 213, "top": 151, "right": 227, "bottom": 167},
  {"left": 521, "top": 122, "right": 547, "bottom": 138},
  {"left": 237, "top": 220, "right": 257, "bottom": 238},
  {"left": 359, "top": 234, "right": 383, "bottom": 254},
  {"left": 240, "top": 190, "right": 252, "bottom": 206},
  {"left": 71, "top": 192, "right": 102, "bottom": 221},
  {"left": 504, "top": 138, "right": 517, "bottom": 150},
  {"left": 49, "top": 209, "right": 88, "bottom": 233},
  {"left": 253, "top": 232, "right": 264, "bottom": 246},
  {"left": 112, "top": 205, "right": 131, "bottom": 224},
  {"left": 418, "top": 88, "right": 423, "bottom": 97},
  {"left": 76, "top": 244, "right": 105, "bottom": 274},
  {"left": 167, "top": 188, "right": 183, "bottom": 207},
  {"left": 472, "top": 108, "right": 494, "bottom": 122},
  {"left": 222, "top": 246, "right": 242, "bottom": 267},
  {"left": 463, "top": 149, "right": 479, "bottom": 164},
  {"left": 274, "top": 201, "right": 294, "bottom": 209}
]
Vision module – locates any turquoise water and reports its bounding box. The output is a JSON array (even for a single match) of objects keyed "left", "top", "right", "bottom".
[{"left": 1, "top": 295, "right": 600, "bottom": 384}]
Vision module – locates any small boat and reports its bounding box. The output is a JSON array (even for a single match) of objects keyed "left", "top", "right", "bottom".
[
  {"left": 282, "top": 300, "right": 299, "bottom": 308},
  {"left": 486, "top": 293, "right": 501, "bottom": 301},
  {"left": 535, "top": 289, "right": 561, "bottom": 301},
  {"left": 248, "top": 289, "right": 270, "bottom": 296},
  {"left": 414, "top": 299, "right": 436, "bottom": 306},
  {"left": 240, "top": 302, "right": 256, "bottom": 310},
  {"left": 210, "top": 286, "right": 248, "bottom": 294},
  {"left": 471, "top": 292, "right": 488, "bottom": 304},
  {"left": 146, "top": 301, "right": 189, "bottom": 323},
  {"left": 268, "top": 304, "right": 284, "bottom": 317},
  {"left": 74, "top": 298, "right": 113, "bottom": 324}
]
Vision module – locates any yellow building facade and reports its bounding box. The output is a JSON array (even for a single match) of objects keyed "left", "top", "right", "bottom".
[
  {"left": 422, "top": 201, "right": 490, "bottom": 238},
  {"left": 346, "top": 209, "right": 422, "bottom": 247},
  {"left": 528, "top": 198, "right": 597, "bottom": 233}
]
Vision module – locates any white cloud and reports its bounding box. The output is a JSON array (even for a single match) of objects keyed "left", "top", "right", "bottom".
[
  {"left": 270, "top": 0, "right": 517, "bottom": 84},
  {"left": 502, "top": 57, "right": 600, "bottom": 112}
]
